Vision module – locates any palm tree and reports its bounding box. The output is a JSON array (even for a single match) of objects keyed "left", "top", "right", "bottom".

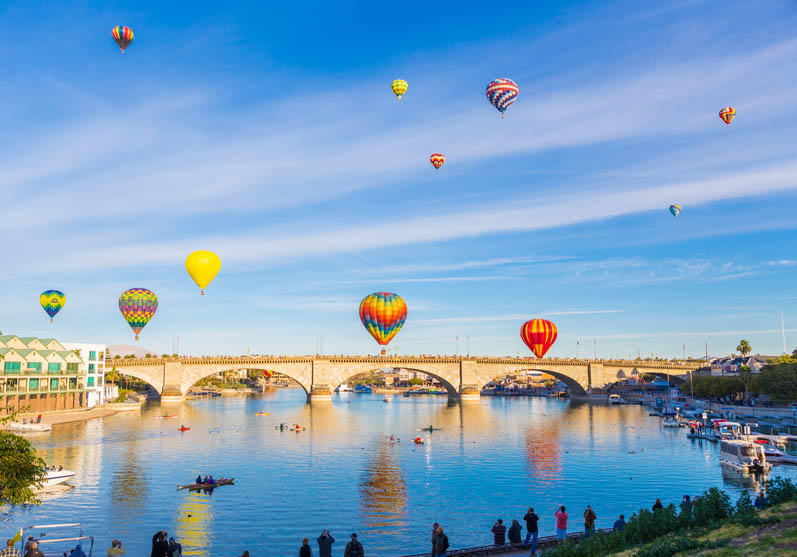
[
  {"left": 737, "top": 365, "right": 755, "bottom": 402},
  {"left": 737, "top": 340, "right": 752, "bottom": 357}
]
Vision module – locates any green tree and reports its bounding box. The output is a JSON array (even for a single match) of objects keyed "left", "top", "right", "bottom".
[
  {"left": 737, "top": 339, "right": 751, "bottom": 357},
  {"left": 737, "top": 365, "right": 755, "bottom": 401},
  {"left": 754, "top": 363, "right": 797, "bottom": 402},
  {"left": 408, "top": 378, "right": 425, "bottom": 386},
  {"left": 0, "top": 415, "right": 47, "bottom": 504}
]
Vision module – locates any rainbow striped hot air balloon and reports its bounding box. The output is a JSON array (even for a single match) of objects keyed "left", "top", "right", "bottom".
[
  {"left": 119, "top": 288, "right": 158, "bottom": 340},
  {"left": 40, "top": 290, "right": 65, "bottom": 323},
  {"left": 112, "top": 26, "right": 135, "bottom": 53},
  {"left": 719, "top": 106, "right": 736, "bottom": 125},
  {"left": 669, "top": 204, "right": 682, "bottom": 220},
  {"left": 486, "top": 78, "right": 519, "bottom": 118},
  {"left": 520, "top": 319, "right": 558, "bottom": 358},
  {"left": 359, "top": 292, "right": 407, "bottom": 346},
  {"left": 391, "top": 79, "right": 408, "bottom": 101},
  {"left": 430, "top": 153, "right": 445, "bottom": 170}
]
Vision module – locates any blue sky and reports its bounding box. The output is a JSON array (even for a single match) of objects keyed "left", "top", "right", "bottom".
[{"left": 2, "top": 0, "right": 797, "bottom": 359}]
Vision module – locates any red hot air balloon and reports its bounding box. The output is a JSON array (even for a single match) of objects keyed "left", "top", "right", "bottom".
[
  {"left": 520, "top": 319, "right": 558, "bottom": 358},
  {"left": 430, "top": 153, "right": 445, "bottom": 170}
]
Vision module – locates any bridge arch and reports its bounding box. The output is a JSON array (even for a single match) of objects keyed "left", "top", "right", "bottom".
[
  {"left": 180, "top": 365, "right": 310, "bottom": 397},
  {"left": 106, "top": 363, "right": 164, "bottom": 394},
  {"left": 492, "top": 368, "right": 588, "bottom": 396},
  {"left": 336, "top": 366, "right": 459, "bottom": 398}
]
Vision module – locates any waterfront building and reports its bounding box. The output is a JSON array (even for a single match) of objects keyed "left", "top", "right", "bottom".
[
  {"left": 710, "top": 356, "right": 768, "bottom": 377},
  {"left": 0, "top": 334, "right": 86, "bottom": 413},
  {"left": 61, "top": 342, "right": 108, "bottom": 407}
]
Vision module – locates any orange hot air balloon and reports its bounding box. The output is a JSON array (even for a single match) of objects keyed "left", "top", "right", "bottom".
[
  {"left": 520, "top": 319, "right": 558, "bottom": 358},
  {"left": 430, "top": 153, "right": 445, "bottom": 170}
]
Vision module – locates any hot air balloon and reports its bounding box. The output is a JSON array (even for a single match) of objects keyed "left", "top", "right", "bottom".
[
  {"left": 40, "top": 290, "right": 65, "bottom": 323},
  {"left": 486, "top": 78, "right": 519, "bottom": 118},
  {"left": 719, "top": 106, "right": 736, "bottom": 125},
  {"left": 520, "top": 319, "right": 558, "bottom": 358},
  {"left": 119, "top": 288, "right": 158, "bottom": 340},
  {"left": 185, "top": 250, "right": 221, "bottom": 295},
  {"left": 669, "top": 204, "right": 682, "bottom": 219},
  {"left": 359, "top": 292, "right": 407, "bottom": 346},
  {"left": 391, "top": 79, "right": 408, "bottom": 101},
  {"left": 112, "top": 26, "right": 135, "bottom": 53},
  {"left": 430, "top": 153, "right": 445, "bottom": 170}
]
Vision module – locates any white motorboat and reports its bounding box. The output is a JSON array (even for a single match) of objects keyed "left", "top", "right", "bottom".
[
  {"left": 608, "top": 394, "right": 626, "bottom": 405},
  {"left": 336, "top": 383, "right": 352, "bottom": 392},
  {"left": 6, "top": 421, "right": 52, "bottom": 432},
  {"left": 719, "top": 439, "right": 770, "bottom": 474},
  {"left": 662, "top": 417, "right": 680, "bottom": 427},
  {"left": 44, "top": 469, "right": 76, "bottom": 487},
  {"left": 383, "top": 397, "right": 392, "bottom": 403},
  {"left": 752, "top": 439, "right": 797, "bottom": 465}
]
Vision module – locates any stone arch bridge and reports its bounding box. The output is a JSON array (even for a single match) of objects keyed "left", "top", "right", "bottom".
[{"left": 108, "top": 356, "right": 701, "bottom": 403}]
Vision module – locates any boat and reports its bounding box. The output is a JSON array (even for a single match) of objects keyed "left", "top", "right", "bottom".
[
  {"left": 752, "top": 439, "right": 797, "bottom": 465},
  {"left": 720, "top": 439, "right": 770, "bottom": 474},
  {"left": 255, "top": 412, "right": 270, "bottom": 416},
  {"left": 413, "top": 437, "right": 424, "bottom": 445},
  {"left": 662, "top": 417, "right": 680, "bottom": 428},
  {"left": 6, "top": 421, "right": 52, "bottom": 432},
  {"left": 19, "top": 523, "right": 94, "bottom": 557},
  {"left": 354, "top": 384, "right": 373, "bottom": 394},
  {"left": 178, "top": 426, "right": 190, "bottom": 432},
  {"left": 418, "top": 426, "right": 442, "bottom": 432},
  {"left": 44, "top": 468, "right": 76, "bottom": 487},
  {"left": 383, "top": 397, "right": 392, "bottom": 403},
  {"left": 608, "top": 394, "right": 626, "bottom": 405},
  {"left": 177, "top": 477, "right": 235, "bottom": 491},
  {"left": 154, "top": 414, "right": 177, "bottom": 419},
  {"left": 336, "top": 383, "right": 352, "bottom": 392}
]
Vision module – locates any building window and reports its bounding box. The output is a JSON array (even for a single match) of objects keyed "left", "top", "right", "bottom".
[
  {"left": 48, "top": 363, "right": 62, "bottom": 373},
  {"left": 87, "top": 377, "right": 95, "bottom": 387},
  {"left": 69, "top": 377, "right": 77, "bottom": 390},
  {"left": 7, "top": 378, "right": 17, "bottom": 391},
  {"left": 89, "top": 351, "right": 96, "bottom": 361},
  {"left": 29, "top": 378, "right": 39, "bottom": 390},
  {"left": 27, "top": 362, "right": 42, "bottom": 372},
  {"left": 89, "top": 364, "right": 96, "bottom": 373},
  {"left": 50, "top": 378, "right": 59, "bottom": 390},
  {"left": 4, "top": 361, "right": 21, "bottom": 373},
  {"left": 67, "top": 363, "right": 79, "bottom": 373}
]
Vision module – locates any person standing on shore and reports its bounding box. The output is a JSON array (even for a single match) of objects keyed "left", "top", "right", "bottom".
[
  {"left": 1, "top": 539, "right": 21, "bottom": 557},
  {"left": 317, "top": 530, "right": 334, "bottom": 557},
  {"left": 613, "top": 515, "right": 626, "bottom": 531},
  {"left": 652, "top": 499, "right": 663, "bottom": 511},
  {"left": 431, "top": 522, "right": 439, "bottom": 556},
  {"left": 21, "top": 542, "right": 43, "bottom": 557},
  {"left": 151, "top": 531, "right": 168, "bottom": 557},
  {"left": 523, "top": 507, "right": 539, "bottom": 553},
  {"left": 107, "top": 540, "right": 125, "bottom": 556},
  {"left": 167, "top": 537, "right": 182, "bottom": 557},
  {"left": 492, "top": 519, "right": 506, "bottom": 545},
  {"left": 433, "top": 526, "right": 449, "bottom": 557},
  {"left": 583, "top": 505, "right": 596, "bottom": 538},
  {"left": 555, "top": 506, "right": 568, "bottom": 543},
  {"left": 299, "top": 537, "right": 311, "bottom": 557},
  {"left": 508, "top": 520, "right": 522, "bottom": 544},
  {"left": 343, "top": 533, "right": 364, "bottom": 557}
]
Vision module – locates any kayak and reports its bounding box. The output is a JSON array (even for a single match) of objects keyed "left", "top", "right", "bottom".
[
  {"left": 255, "top": 412, "right": 270, "bottom": 416},
  {"left": 155, "top": 415, "right": 177, "bottom": 419},
  {"left": 177, "top": 478, "right": 235, "bottom": 491},
  {"left": 178, "top": 427, "right": 190, "bottom": 432}
]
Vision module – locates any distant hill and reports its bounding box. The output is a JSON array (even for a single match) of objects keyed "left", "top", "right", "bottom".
[{"left": 108, "top": 344, "right": 158, "bottom": 358}]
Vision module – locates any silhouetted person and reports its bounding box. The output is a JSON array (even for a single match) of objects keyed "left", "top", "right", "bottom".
[
  {"left": 613, "top": 514, "right": 626, "bottom": 531},
  {"left": 492, "top": 519, "right": 506, "bottom": 545},
  {"left": 583, "top": 505, "right": 596, "bottom": 538},
  {"left": 343, "top": 533, "right": 363, "bottom": 557},
  {"left": 523, "top": 507, "right": 539, "bottom": 553},
  {"left": 317, "top": 530, "right": 334, "bottom": 557}
]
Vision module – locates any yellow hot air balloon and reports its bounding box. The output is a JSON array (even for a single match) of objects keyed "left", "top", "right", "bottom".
[
  {"left": 391, "top": 79, "right": 408, "bottom": 101},
  {"left": 185, "top": 250, "right": 221, "bottom": 295}
]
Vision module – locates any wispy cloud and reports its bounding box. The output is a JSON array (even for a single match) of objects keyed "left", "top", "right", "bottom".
[{"left": 415, "top": 310, "right": 624, "bottom": 324}]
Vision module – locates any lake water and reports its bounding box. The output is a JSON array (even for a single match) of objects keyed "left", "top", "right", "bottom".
[{"left": 7, "top": 390, "right": 797, "bottom": 556}]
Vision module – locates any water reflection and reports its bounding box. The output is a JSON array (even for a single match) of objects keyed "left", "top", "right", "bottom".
[
  {"left": 176, "top": 491, "right": 214, "bottom": 556},
  {"left": 525, "top": 424, "right": 561, "bottom": 486},
  {"left": 359, "top": 441, "right": 408, "bottom": 531}
]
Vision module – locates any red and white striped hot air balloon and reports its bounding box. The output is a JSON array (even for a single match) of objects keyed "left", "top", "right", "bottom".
[{"left": 520, "top": 319, "right": 558, "bottom": 358}]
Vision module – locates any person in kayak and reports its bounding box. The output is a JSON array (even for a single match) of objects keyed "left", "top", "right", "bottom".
[{"left": 195, "top": 474, "right": 202, "bottom": 484}]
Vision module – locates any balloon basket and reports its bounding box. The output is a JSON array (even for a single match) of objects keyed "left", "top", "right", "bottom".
[{"left": 50, "top": 318, "right": 53, "bottom": 323}]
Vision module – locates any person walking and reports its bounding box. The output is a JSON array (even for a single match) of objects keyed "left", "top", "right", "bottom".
[
  {"left": 1, "top": 539, "right": 20, "bottom": 557},
  {"left": 555, "top": 506, "right": 568, "bottom": 543},
  {"left": 508, "top": 519, "right": 522, "bottom": 544},
  {"left": 299, "top": 537, "right": 311, "bottom": 557},
  {"left": 107, "top": 540, "right": 125, "bottom": 556},
  {"left": 430, "top": 522, "right": 439, "bottom": 557},
  {"left": 523, "top": 507, "right": 539, "bottom": 554},
  {"left": 21, "top": 542, "right": 43, "bottom": 557},
  {"left": 583, "top": 505, "right": 596, "bottom": 538},
  {"left": 492, "top": 519, "right": 506, "bottom": 545},
  {"left": 613, "top": 515, "right": 626, "bottom": 531},
  {"left": 343, "top": 533, "right": 364, "bottom": 557},
  {"left": 317, "top": 530, "right": 335, "bottom": 557},
  {"left": 433, "top": 526, "right": 449, "bottom": 557},
  {"left": 652, "top": 498, "right": 663, "bottom": 511}
]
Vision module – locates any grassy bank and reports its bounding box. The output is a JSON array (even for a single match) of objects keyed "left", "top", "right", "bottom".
[{"left": 543, "top": 478, "right": 797, "bottom": 557}]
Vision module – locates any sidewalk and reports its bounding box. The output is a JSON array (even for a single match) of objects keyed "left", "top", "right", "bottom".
[{"left": 18, "top": 407, "right": 122, "bottom": 424}]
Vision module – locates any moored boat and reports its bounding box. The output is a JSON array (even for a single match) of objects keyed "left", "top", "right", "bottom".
[
  {"left": 44, "top": 468, "right": 76, "bottom": 486},
  {"left": 719, "top": 439, "right": 770, "bottom": 474},
  {"left": 7, "top": 421, "right": 52, "bottom": 432}
]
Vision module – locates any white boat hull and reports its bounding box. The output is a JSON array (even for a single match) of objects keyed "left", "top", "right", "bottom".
[
  {"left": 7, "top": 422, "right": 52, "bottom": 432},
  {"left": 44, "top": 470, "right": 75, "bottom": 486}
]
